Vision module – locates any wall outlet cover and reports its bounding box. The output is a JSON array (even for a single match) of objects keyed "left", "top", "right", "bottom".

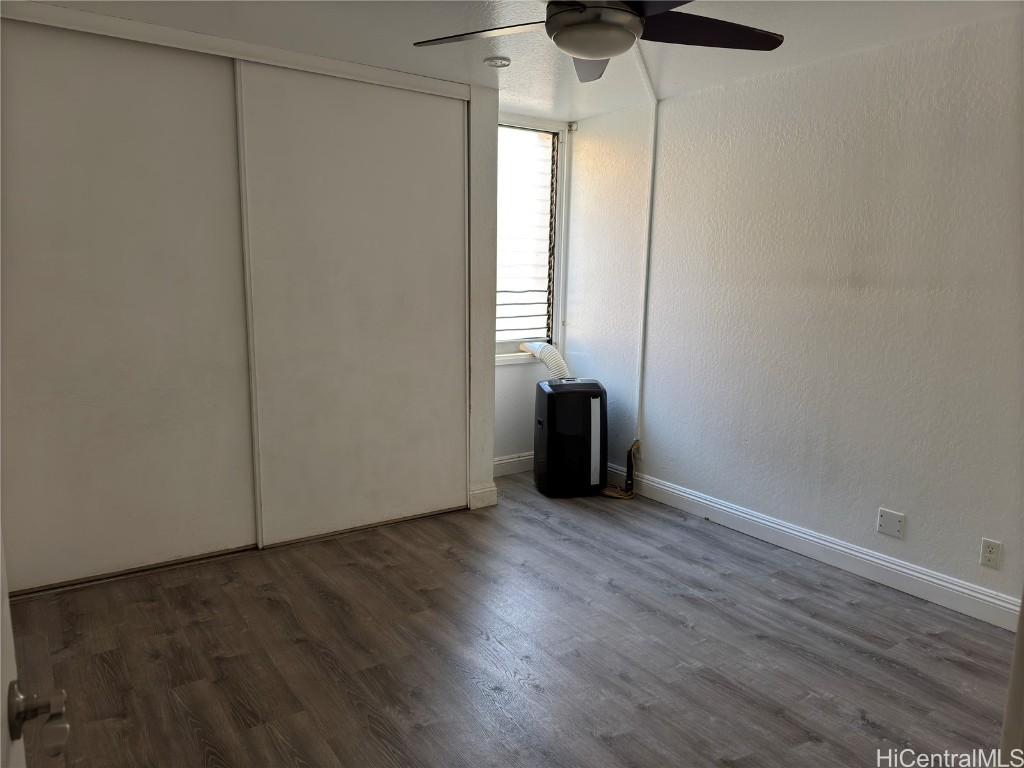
[
  {"left": 980, "top": 538, "right": 1001, "bottom": 569},
  {"left": 877, "top": 508, "right": 905, "bottom": 539}
]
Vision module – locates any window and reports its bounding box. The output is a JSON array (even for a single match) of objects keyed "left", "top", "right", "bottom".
[{"left": 496, "top": 124, "right": 561, "bottom": 355}]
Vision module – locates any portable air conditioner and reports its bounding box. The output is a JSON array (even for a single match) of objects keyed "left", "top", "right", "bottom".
[{"left": 534, "top": 378, "right": 607, "bottom": 497}]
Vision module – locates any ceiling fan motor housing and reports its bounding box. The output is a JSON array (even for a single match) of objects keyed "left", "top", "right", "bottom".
[{"left": 545, "top": 1, "right": 643, "bottom": 60}]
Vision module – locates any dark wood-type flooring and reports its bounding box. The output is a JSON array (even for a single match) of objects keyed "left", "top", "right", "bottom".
[{"left": 12, "top": 473, "right": 1014, "bottom": 767}]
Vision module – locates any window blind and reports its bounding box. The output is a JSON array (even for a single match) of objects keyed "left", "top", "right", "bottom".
[{"left": 496, "top": 126, "right": 557, "bottom": 345}]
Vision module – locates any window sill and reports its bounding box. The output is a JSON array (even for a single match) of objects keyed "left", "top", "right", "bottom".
[{"left": 495, "top": 352, "right": 540, "bottom": 367}]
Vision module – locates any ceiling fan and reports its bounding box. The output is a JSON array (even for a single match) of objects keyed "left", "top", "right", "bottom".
[{"left": 414, "top": 1, "right": 784, "bottom": 83}]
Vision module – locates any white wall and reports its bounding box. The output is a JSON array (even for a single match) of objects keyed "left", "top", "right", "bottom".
[
  {"left": 564, "top": 104, "right": 655, "bottom": 465},
  {"left": 642, "top": 14, "right": 1023, "bottom": 599},
  {"left": 494, "top": 361, "right": 545, "bottom": 459}
]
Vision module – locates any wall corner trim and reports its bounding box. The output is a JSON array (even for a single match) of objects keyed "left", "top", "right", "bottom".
[
  {"left": 468, "top": 483, "right": 498, "bottom": 509},
  {"left": 608, "top": 465, "right": 1021, "bottom": 631},
  {"left": 466, "top": 84, "right": 499, "bottom": 510}
]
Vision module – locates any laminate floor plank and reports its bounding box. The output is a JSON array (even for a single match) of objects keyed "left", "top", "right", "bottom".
[
  {"left": 241, "top": 711, "right": 344, "bottom": 768},
  {"left": 167, "top": 680, "right": 252, "bottom": 768},
  {"left": 10, "top": 472, "right": 1014, "bottom": 767}
]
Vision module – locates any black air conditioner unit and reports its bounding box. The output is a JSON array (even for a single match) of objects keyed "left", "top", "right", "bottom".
[{"left": 534, "top": 378, "right": 607, "bottom": 497}]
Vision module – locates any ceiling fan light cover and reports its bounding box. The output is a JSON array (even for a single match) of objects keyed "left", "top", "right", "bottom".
[{"left": 551, "top": 21, "right": 638, "bottom": 59}]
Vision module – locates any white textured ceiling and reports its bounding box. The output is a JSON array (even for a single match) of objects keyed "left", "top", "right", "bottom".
[
  {"left": 50, "top": 0, "right": 650, "bottom": 120},
  {"left": 49, "top": 1, "right": 1022, "bottom": 120},
  {"left": 640, "top": 1, "right": 1023, "bottom": 100}
]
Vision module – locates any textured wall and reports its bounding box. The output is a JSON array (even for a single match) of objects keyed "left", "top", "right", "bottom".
[
  {"left": 564, "top": 104, "right": 655, "bottom": 465},
  {"left": 643, "top": 15, "right": 1023, "bottom": 596}
]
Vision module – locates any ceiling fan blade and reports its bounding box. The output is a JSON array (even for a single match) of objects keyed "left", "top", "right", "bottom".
[
  {"left": 624, "top": 1, "right": 693, "bottom": 17},
  {"left": 641, "top": 12, "right": 783, "bottom": 50},
  {"left": 414, "top": 20, "right": 544, "bottom": 47},
  {"left": 573, "top": 57, "right": 610, "bottom": 83}
]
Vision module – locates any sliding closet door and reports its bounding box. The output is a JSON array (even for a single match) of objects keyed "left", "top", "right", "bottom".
[
  {"left": 1, "top": 22, "right": 256, "bottom": 589},
  {"left": 238, "top": 62, "right": 467, "bottom": 545}
]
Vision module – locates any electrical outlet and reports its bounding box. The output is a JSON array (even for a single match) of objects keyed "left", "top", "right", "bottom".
[
  {"left": 877, "top": 508, "right": 905, "bottom": 539},
  {"left": 980, "top": 538, "right": 1001, "bottom": 569}
]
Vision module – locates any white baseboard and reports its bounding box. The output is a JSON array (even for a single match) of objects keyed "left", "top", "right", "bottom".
[
  {"left": 493, "top": 452, "right": 534, "bottom": 477},
  {"left": 609, "top": 465, "right": 1020, "bottom": 631},
  {"left": 469, "top": 482, "right": 498, "bottom": 509}
]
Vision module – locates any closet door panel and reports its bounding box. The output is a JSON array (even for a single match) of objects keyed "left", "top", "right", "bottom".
[
  {"left": 239, "top": 62, "right": 467, "bottom": 544},
  {"left": 1, "top": 22, "right": 255, "bottom": 589}
]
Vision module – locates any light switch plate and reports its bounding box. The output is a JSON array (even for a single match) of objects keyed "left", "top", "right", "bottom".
[{"left": 877, "top": 508, "right": 905, "bottom": 539}]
